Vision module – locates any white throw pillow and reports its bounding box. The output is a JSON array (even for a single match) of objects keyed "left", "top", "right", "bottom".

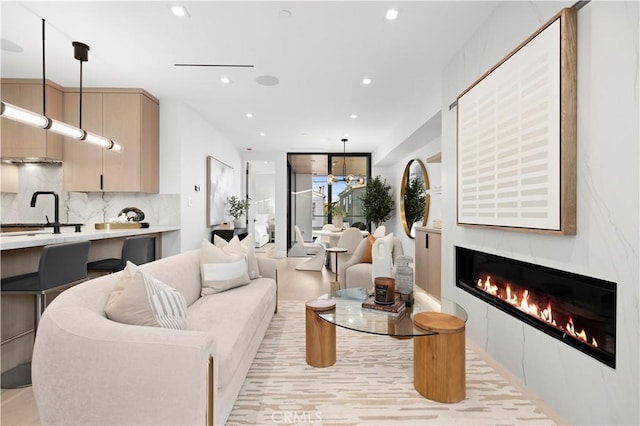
[
  {"left": 240, "top": 234, "right": 262, "bottom": 279},
  {"left": 200, "top": 239, "right": 250, "bottom": 295},
  {"left": 104, "top": 262, "right": 187, "bottom": 330},
  {"left": 213, "top": 235, "right": 261, "bottom": 279}
]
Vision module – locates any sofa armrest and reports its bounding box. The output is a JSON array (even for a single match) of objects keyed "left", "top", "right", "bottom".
[
  {"left": 257, "top": 256, "right": 277, "bottom": 279},
  {"left": 32, "top": 306, "right": 217, "bottom": 425}
]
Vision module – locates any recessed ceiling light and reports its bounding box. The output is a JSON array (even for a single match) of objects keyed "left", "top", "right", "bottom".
[
  {"left": 259, "top": 132, "right": 265, "bottom": 136},
  {"left": 170, "top": 5, "right": 190, "bottom": 17},
  {"left": 246, "top": 113, "right": 253, "bottom": 118},
  {"left": 350, "top": 114, "right": 358, "bottom": 119},
  {"left": 256, "top": 75, "right": 280, "bottom": 86},
  {"left": 362, "top": 77, "right": 372, "bottom": 85},
  {"left": 220, "top": 76, "right": 231, "bottom": 84},
  {"left": 386, "top": 8, "right": 399, "bottom": 20}
]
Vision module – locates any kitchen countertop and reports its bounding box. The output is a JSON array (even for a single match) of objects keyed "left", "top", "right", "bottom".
[{"left": 0, "top": 225, "right": 180, "bottom": 251}]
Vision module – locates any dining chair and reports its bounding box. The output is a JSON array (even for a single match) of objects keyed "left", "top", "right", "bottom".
[{"left": 293, "top": 225, "right": 326, "bottom": 271}]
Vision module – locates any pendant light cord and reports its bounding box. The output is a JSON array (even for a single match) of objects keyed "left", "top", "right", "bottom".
[
  {"left": 79, "top": 60, "right": 83, "bottom": 128},
  {"left": 42, "top": 18, "right": 46, "bottom": 116}
]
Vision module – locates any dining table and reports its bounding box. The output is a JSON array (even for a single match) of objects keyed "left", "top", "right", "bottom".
[{"left": 312, "top": 227, "right": 368, "bottom": 247}]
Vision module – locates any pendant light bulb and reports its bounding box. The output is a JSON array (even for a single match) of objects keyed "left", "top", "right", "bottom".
[
  {"left": 46, "top": 118, "right": 84, "bottom": 139},
  {"left": 0, "top": 102, "right": 48, "bottom": 128}
]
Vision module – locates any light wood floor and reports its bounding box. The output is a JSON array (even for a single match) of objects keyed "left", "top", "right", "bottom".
[{"left": 0, "top": 252, "right": 336, "bottom": 426}]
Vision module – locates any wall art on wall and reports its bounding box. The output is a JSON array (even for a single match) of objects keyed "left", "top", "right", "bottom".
[
  {"left": 456, "top": 8, "right": 576, "bottom": 234},
  {"left": 207, "top": 156, "right": 234, "bottom": 227}
]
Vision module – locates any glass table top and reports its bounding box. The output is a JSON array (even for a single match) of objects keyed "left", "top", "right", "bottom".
[{"left": 316, "top": 288, "right": 468, "bottom": 337}]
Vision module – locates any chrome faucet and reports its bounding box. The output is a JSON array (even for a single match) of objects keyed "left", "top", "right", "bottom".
[{"left": 30, "top": 191, "right": 60, "bottom": 234}]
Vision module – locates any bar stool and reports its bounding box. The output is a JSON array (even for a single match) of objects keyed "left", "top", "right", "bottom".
[
  {"left": 1, "top": 241, "right": 90, "bottom": 388},
  {"left": 87, "top": 235, "right": 155, "bottom": 273}
]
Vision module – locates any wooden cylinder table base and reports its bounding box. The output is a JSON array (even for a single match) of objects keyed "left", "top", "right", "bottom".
[
  {"left": 413, "top": 312, "right": 466, "bottom": 403},
  {"left": 305, "top": 300, "right": 336, "bottom": 368}
]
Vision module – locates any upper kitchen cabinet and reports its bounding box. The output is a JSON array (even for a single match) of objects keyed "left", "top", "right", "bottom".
[
  {"left": 0, "top": 79, "right": 64, "bottom": 161},
  {"left": 63, "top": 89, "right": 159, "bottom": 193}
]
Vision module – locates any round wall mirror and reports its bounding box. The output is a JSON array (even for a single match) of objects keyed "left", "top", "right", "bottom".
[{"left": 400, "top": 159, "right": 430, "bottom": 238}]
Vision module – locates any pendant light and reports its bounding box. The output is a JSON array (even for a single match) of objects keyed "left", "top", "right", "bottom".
[
  {"left": 327, "top": 138, "right": 365, "bottom": 187},
  {"left": 0, "top": 19, "right": 121, "bottom": 151}
]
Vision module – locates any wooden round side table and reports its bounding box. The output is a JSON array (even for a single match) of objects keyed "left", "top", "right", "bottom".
[
  {"left": 305, "top": 299, "right": 337, "bottom": 368},
  {"left": 413, "top": 311, "right": 466, "bottom": 403}
]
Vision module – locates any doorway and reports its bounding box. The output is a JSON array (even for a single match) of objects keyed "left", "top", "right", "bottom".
[
  {"left": 247, "top": 161, "right": 275, "bottom": 248},
  {"left": 287, "top": 152, "right": 371, "bottom": 251}
]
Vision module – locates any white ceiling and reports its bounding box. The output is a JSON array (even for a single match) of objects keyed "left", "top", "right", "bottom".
[{"left": 1, "top": 1, "right": 499, "bottom": 156}]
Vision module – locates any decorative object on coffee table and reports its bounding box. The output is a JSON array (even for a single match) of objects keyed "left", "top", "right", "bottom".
[
  {"left": 374, "top": 276, "right": 395, "bottom": 305},
  {"left": 361, "top": 296, "right": 406, "bottom": 317},
  {"left": 395, "top": 255, "right": 414, "bottom": 306}
]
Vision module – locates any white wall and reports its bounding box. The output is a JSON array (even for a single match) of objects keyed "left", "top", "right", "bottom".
[
  {"left": 441, "top": 2, "right": 639, "bottom": 424},
  {"left": 160, "top": 101, "right": 242, "bottom": 252}
]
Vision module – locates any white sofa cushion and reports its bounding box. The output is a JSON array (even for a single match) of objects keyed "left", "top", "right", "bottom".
[
  {"left": 200, "top": 239, "right": 250, "bottom": 295},
  {"left": 214, "top": 235, "right": 261, "bottom": 279},
  {"left": 104, "top": 262, "right": 188, "bottom": 329},
  {"left": 187, "top": 276, "right": 276, "bottom": 390}
]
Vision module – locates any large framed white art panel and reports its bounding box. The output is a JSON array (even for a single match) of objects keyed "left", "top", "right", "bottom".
[
  {"left": 207, "top": 156, "right": 234, "bottom": 227},
  {"left": 456, "top": 8, "right": 576, "bottom": 234}
]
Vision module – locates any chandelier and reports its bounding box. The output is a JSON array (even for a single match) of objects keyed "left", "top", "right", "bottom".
[
  {"left": 0, "top": 19, "right": 121, "bottom": 151},
  {"left": 327, "top": 138, "right": 365, "bottom": 187}
]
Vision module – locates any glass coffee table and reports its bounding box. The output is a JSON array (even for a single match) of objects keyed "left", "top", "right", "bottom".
[
  {"left": 305, "top": 287, "right": 469, "bottom": 402},
  {"left": 315, "top": 287, "right": 467, "bottom": 337}
]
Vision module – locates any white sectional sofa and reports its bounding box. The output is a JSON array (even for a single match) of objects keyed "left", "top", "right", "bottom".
[{"left": 32, "top": 248, "right": 277, "bottom": 425}]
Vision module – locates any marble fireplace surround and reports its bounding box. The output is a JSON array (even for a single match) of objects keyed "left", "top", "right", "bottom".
[{"left": 0, "top": 164, "right": 179, "bottom": 227}]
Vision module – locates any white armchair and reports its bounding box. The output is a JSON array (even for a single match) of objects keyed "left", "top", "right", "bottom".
[
  {"left": 339, "top": 233, "right": 404, "bottom": 291},
  {"left": 329, "top": 227, "right": 364, "bottom": 273}
]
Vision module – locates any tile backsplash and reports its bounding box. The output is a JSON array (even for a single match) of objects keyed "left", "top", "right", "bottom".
[{"left": 0, "top": 164, "right": 180, "bottom": 226}]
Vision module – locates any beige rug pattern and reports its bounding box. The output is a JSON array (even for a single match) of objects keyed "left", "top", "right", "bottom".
[{"left": 227, "top": 301, "right": 558, "bottom": 425}]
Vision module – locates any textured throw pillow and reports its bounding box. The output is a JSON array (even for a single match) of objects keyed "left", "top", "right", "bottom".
[
  {"left": 214, "top": 235, "right": 261, "bottom": 279},
  {"left": 200, "top": 239, "right": 250, "bottom": 295},
  {"left": 104, "top": 262, "right": 187, "bottom": 330},
  {"left": 362, "top": 234, "right": 376, "bottom": 263}
]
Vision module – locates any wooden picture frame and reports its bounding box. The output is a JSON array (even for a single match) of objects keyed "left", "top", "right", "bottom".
[
  {"left": 206, "top": 156, "right": 234, "bottom": 227},
  {"left": 456, "top": 8, "right": 576, "bottom": 235}
]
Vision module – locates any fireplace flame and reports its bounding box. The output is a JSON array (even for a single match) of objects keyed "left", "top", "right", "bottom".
[{"left": 477, "top": 276, "right": 598, "bottom": 348}]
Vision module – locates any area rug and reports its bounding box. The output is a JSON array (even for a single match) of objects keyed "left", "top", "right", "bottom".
[{"left": 227, "top": 300, "right": 558, "bottom": 425}]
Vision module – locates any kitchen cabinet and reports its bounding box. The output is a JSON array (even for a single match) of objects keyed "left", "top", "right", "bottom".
[
  {"left": 0, "top": 164, "right": 18, "bottom": 193},
  {"left": 415, "top": 227, "right": 441, "bottom": 299},
  {"left": 0, "top": 79, "right": 64, "bottom": 161},
  {"left": 63, "top": 89, "right": 159, "bottom": 193}
]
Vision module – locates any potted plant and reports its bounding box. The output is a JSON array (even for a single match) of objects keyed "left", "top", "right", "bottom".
[
  {"left": 227, "top": 195, "right": 250, "bottom": 228},
  {"left": 360, "top": 175, "right": 394, "bottom": 228},
  {"left": 326, "top": 201, "right": 347, "bottom": 228}
]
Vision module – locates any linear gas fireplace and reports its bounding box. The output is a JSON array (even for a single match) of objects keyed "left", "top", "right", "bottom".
[{"left": 456, "top": 246, "right": 616, "bottom": 368}]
